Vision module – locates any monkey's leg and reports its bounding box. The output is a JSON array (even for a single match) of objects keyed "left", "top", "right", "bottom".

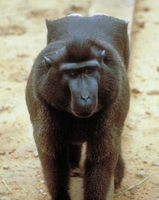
[
  {"left": 106, "top": 175, "right": 114, "bottom": 200},
  {"left": 37, "top": 144, "right": 71, "bottom": 200},
  {"left": 114, "top": 152, "right": 125, "bottom": 189},
  {"left": 69, "top": 144, "right": 84, "bottom": 176},
  {"left": 69, "top": 144, "right": 82, "bottom": 169},
  {"left": 84, "top": 140, "right": 118, "bottom": 200}
]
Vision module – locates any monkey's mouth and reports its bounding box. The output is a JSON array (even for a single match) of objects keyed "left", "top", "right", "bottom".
[
  {"left": 71, "top": 100, "right": 97, "bottom": 118},
  {"left": 72, "top": 109, "right": 95, "bottom": 118}
]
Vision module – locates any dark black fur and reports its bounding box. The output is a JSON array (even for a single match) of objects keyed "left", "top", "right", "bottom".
[{"left": 26, "top": 15, "right": 130, "bottom": 200}]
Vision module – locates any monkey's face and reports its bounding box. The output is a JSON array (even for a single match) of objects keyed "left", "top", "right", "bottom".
[{"left": 61, "top": 60, "right": 100, "bottom": 118}]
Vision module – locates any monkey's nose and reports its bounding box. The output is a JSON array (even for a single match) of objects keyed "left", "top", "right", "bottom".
[{"left": 81, "top": 95, "right": 90, "bottom": 101}]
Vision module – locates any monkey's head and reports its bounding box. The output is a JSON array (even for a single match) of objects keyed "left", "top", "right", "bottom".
[{"left": 33, "top": 15, "right": 129, "bottom": 118}]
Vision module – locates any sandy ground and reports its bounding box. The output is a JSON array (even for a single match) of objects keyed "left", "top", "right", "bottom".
[{"left": 0, "top": 0, "right": 159, "bottom": 199}]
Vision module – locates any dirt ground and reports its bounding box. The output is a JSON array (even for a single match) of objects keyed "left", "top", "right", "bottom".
[{"left": 0, "top": 0, "right": 159, "bottom": 199}]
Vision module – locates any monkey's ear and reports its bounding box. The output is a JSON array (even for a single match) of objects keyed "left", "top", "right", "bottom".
[
  {"left": 44, "top": 56, "right": 52, "bottom": 69},
  {"left": 101, "top": 50, "right": 109, "bottom": 65},
  {"left": 101, "top": 50, "right": 106, "bottom": 57}
]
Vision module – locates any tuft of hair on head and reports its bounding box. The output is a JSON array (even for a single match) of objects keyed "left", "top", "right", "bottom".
[{"left": 65, "top": 37, "right": 92, "bottom": 63}]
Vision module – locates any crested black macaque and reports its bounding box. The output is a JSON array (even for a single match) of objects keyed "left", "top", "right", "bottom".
[{"left": 26, "top": 14, "right": 130, "bottom": 200}]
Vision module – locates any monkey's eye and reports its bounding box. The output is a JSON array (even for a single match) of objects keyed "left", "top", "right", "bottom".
[
  {"left": 84, "top": 68, "right": 94, "bottom": 75},
  {"left": 69, "top": 70, "right": 78, "bottom": 77}
]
